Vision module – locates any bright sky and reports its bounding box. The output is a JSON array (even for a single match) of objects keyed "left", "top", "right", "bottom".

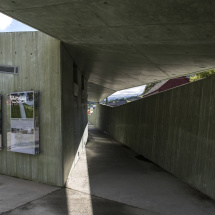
[
  {"left": 0, "top": 13, "right": 36, "bottom": 32},
  {"left": 108, "top": 85, "right": 146, "bottom": 100}
]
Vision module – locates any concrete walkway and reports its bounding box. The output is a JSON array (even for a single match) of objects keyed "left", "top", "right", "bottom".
[
  {"left": 1, "top": 123, "right": 215, "bottom": 214},
  {"left": 67, "top": 123, "right": 215, "bottom": 215},
  {"left": 0, "top": 174, "right": 58, "bottom": 214},
  {"left": 0, "top": 175, "right": 154, "bottom": 215}
]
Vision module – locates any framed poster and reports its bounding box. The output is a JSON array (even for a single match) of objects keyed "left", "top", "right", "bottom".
[{"left": 7, "top": 91, "right": 39, "bottom": 155}]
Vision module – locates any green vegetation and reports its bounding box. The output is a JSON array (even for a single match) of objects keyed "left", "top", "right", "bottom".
[
  {"left": 143, "top": 81, "right": 161, "bottom": 95},
  {"left": 190, "top": 69, "right": 215, "bottom": 82},
  {"left": 11, "top": 105, "right": 21, "bottom": 118},
  {"left": 88, "top": 101, "right": 97, "bottom": 108},
  {"left": 23, "top": 104, "right": 33, "bottom": 118},
  {"left": 11, "top": 104, "right": 33, "bottom": 118},
  {"left": 126, "top": 96, "right": 142, "bottom": 102}
]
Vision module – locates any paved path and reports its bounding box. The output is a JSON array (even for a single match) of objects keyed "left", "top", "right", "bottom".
[
  {"left": 1, "top": 123, "right": 215, "bottom": 214},
  {"left": 0, "top": 174, "right": 58, "bottom": 214},
  {"left": 2, "top": 188, "right": 156, "bottom": 215},
  {"left": 67, "top": 123, "right": 215, "bottom": 215},
  {"left": 19, "top": 102, "right": 26, "bottom": 118}
]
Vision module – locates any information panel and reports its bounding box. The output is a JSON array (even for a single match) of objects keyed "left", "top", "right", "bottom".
[{"left": 7, "top": 91, "right": 39, "bottom": 154}]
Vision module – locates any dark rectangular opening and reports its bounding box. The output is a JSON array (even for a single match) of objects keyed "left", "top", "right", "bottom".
[
  {"left": 81, "top": 75, "right": 85, "bottom": 90},
  {"left": 0, "top": 65, "right": 18, "bottom": 74},
  {"left": 73, "top": 63, "right": 78, "bottom": 84}
]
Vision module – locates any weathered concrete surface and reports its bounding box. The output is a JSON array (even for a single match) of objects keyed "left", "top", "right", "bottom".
[
  {"left": 2, "top": 188, "right": 157, "bottom": 215},
  {"left": 67, "top": 123, "right": 215, "bottom": 215},
  {"left": 0, "top": 32, "right": 63, "bottom": 186},
  {"left": 89, "top": 75, "right": 215, "bottom": 200},
  {"left": 0, "top": 174, "right": 58, "bottom": 214},
  {"left": 1, "top": 1, "right": 215, "bottom": 100},
  {"left": 61, "top": 43, "right": 88, "bottom": 185},
  {"left": 0, "top": 32, "right": 88, "bottom": 186}
]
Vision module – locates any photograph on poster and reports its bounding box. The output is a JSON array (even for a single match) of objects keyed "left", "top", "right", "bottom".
[
  {"left": 9, "top": 91, "right": 37, "bottom": 154},
  {"left": 11, "top": 92, "right": 34, "bottom": 119}
]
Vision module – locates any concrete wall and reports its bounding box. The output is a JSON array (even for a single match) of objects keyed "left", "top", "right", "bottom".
[
  {"left": 89, "top": 76, "right": 215, "bottom": 200},
  {"left": 0, "top": 32, "right": 63, "bottom": 186},
  {"left": 61, "top": 43, "right": 88, "bottom": 185},
  {"left": 0, "top": 31, "right": 88, "bottom": 186}
]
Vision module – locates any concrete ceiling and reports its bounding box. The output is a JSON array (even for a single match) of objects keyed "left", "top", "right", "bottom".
[{"left": 1, "top": 0, "right": 215, "bottom": 101}]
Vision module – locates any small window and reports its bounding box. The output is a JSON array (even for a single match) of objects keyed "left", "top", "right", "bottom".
[
  {"left": 0, "top": 65, "right": 18, "bottom": 74},
  {"left": 73, "top": 63, "right": 78, "bottom": 84},
  {"left": 81, "top": 75, "right": 85, "bottom": 90}
]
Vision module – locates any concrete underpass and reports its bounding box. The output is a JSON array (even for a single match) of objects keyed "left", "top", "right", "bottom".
[
  {"left": 1, "top": 1, "right": 215, "bottom": 214},
  {"left": 1, "top": 123, "right": 215, "bottom": 215}
]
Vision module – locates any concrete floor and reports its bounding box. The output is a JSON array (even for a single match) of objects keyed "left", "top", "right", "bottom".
[
  {"left": 67, "top": 123, "right": 215, "bottom": 215},
  {"left": 0, "top": 174, "right": 58, "bottom": 214},
  {"left": 2, "top": 188, "right": 157, "bottom": 215},
  {"left": 1, "top": 123, "right": 215, "bottom": 214}
]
